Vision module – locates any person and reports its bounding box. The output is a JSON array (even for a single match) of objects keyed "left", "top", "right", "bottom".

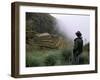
[{"left": 73, "top": 31, "right": 83, "bottom": 64}]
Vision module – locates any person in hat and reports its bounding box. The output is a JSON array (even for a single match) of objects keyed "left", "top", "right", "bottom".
[{"left": 73, "top": 31, "right": 83, "bottom": 64}]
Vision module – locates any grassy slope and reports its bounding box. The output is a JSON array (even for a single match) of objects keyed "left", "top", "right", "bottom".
[{"left": 26, "top": 49, "right": 89, "bottom": 67}]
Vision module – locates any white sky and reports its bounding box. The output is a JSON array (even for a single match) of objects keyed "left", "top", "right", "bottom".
[{"left": 50, "top": 14, "right": 90, "bottom": 44}]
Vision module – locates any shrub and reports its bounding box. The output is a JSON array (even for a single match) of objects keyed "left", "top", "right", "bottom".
[
  {"left": 79, "top": 55, "right": 89, "bottom": 64},
  {"left": 44, "top": 54, "right": 57, "bottom": 66},
  {"left": 26, "top": 56, "right": 41, "bottom": 67},
  {"left": 61, "top": 49, "right": 72, "bottom": 64}
]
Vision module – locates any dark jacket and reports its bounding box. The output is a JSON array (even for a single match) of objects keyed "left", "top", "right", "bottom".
[{"left": 73, "top": 37, "right": 83, "bottom": 56}]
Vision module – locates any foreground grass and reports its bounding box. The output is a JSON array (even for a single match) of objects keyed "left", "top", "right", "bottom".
[
  {"left": 26, "top": 49, "right": 62, "bottom": 67},
  {"left": 26, "top": 49, "right": 89, "bottom": 67}
]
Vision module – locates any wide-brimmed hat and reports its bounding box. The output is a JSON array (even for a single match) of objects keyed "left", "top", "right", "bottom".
[{"left": 75, "top": 31, "right": 82, "bottom": 36}]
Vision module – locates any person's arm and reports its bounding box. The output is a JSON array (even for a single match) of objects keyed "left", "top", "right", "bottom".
[{"left": 73, "top": 39, "right": 78, "bottom": 53}]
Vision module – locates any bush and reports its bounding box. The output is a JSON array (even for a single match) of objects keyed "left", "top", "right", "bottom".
[
  {"left": 44, "top": 54, "right": 57, "bottom": 66},
  {"left": 61, "top": 49, "right": 72, "bottom": 64},
  {"left": 26, "top": 56, "right": 42, "bottom": 67},
  {"left": 79, "top": 55, "right": 89, "bottom": 64}
]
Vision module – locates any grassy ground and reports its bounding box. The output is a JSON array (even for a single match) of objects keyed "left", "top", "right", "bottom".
[
  {"left": 26, "top": 49, "right": 62, "bottom": 67},
  {"left": 26, "top": 49, "right": 89, "bottom": 67}
]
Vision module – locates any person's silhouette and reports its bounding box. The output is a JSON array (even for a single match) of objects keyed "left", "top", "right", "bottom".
[{"left": 73, "top": 31, "right": 83, "bottom": 64}]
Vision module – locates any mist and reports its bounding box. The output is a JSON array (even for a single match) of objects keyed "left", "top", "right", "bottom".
[{"left": 50, "top": 14, "right": 90, "bottom": 45}]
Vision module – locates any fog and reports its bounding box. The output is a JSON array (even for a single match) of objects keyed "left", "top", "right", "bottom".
[{"left": 51, "top": 14, "right": 90, "bottom": 45}]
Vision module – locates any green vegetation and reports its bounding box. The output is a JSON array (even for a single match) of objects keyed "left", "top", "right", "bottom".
[
  {"left": 26, "top": 56, "right": 42, "bottom": 67},
  {"left": 26, "top": 49, "right": 72, "bottom": 67},
  {"left": 26, "top": 13, "right": 64, "bottom": 51},
  {"left": 44, "top": 54, "right": 57, "bottom": 66},
  {"left": 61, "top": 49, "right": 72, "bottom": 65},
  {"left": 26, "top": 13, "right": 57, "bottom": 42},
  {"left": 79, "top": 51, "right": 89, "bottom": 64},
  {"left": 26, "top": 48, "right": 89, "bottom": 67},
  {"left": 83, "top": 43, "right": 89, "bottom": 51}
]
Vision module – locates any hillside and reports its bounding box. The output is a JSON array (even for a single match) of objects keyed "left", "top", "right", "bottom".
[{"left": 26, "top": 13, "right": 70, "bottom": 51}]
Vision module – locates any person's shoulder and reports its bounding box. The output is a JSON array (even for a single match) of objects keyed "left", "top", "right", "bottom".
[
  {"left": 74, "top": 38, "right": 78, "bottom": 41},
  {"left": 74, "top": 37, "right": 82, "bottom": 41}
]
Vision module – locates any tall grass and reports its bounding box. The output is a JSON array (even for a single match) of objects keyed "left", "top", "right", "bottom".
[
  {"left": 44, "top": 54, "right": 57, "bottom": 66},
  {"left": 61, "top": 49, "right": 72, "bottom": 65},
  {"left": 26, "top": 49, "right": 89, "bottom": 67}
]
